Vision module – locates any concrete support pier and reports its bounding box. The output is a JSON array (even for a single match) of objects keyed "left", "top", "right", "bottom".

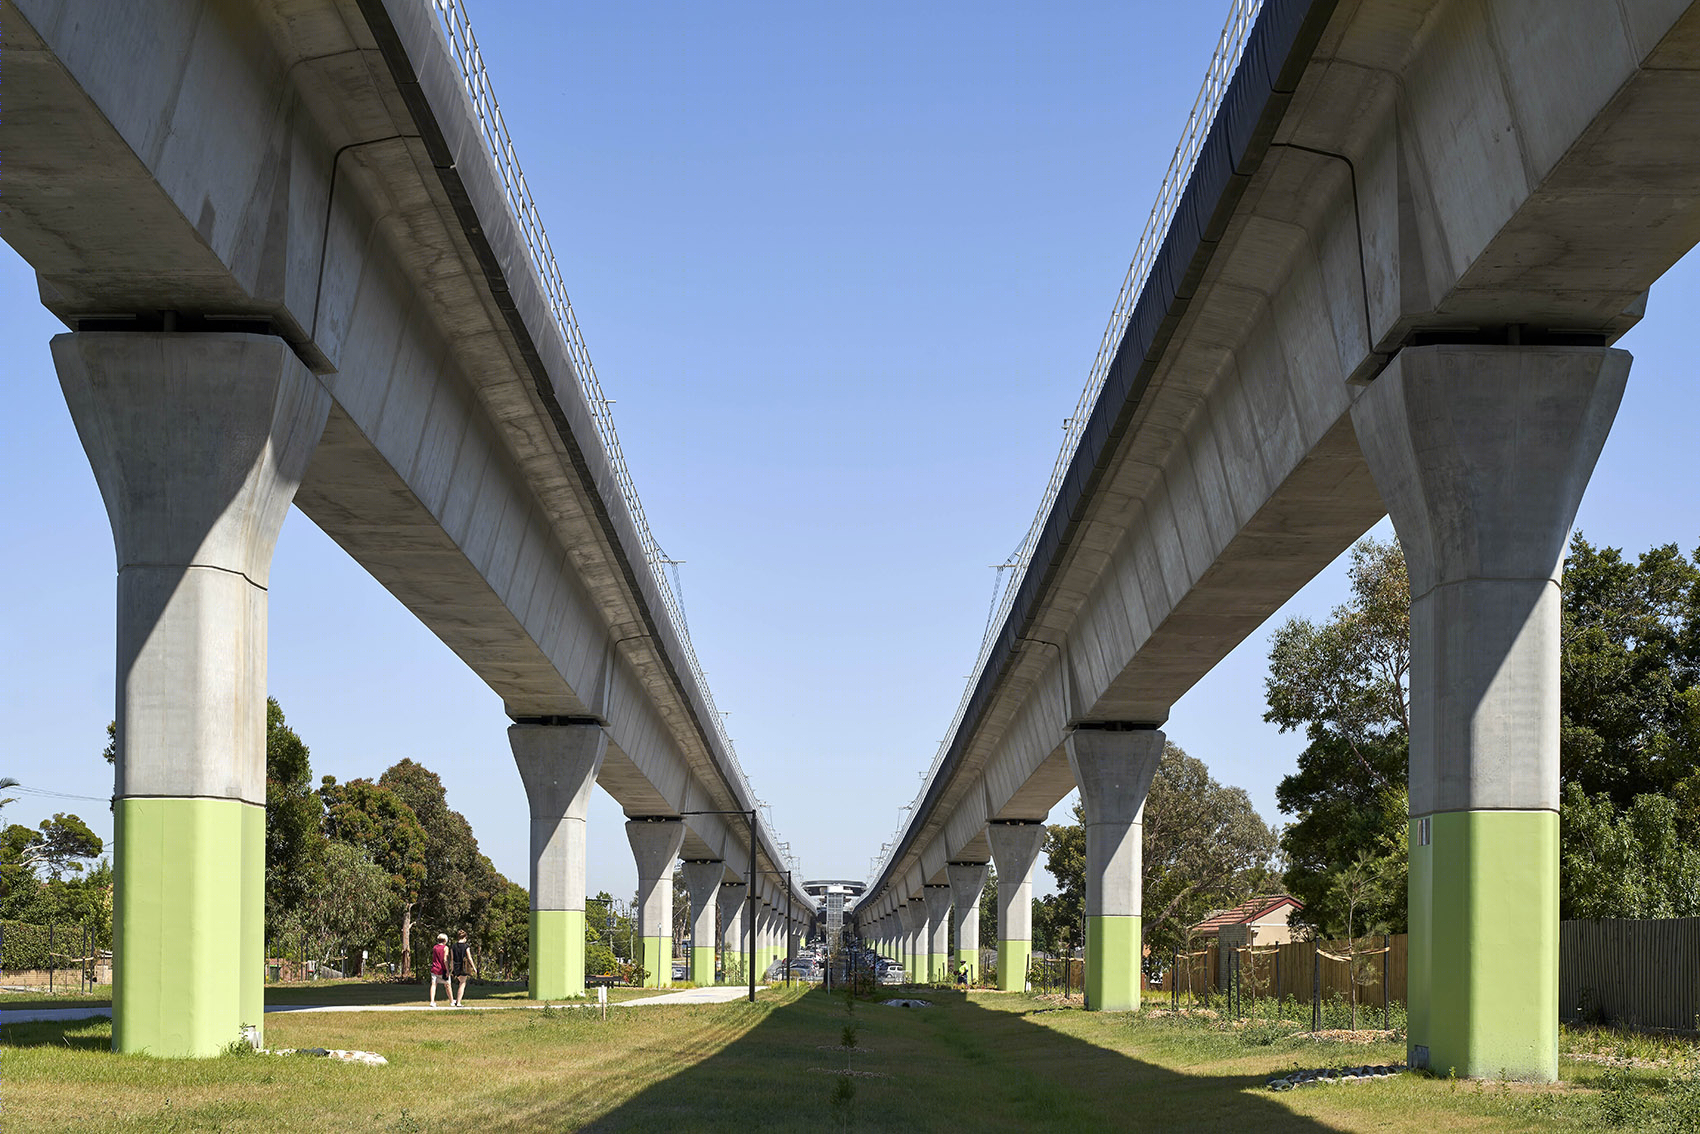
[
  {"left": 626, "top": 819, "right": 685, "bottom": 987},
  {"left": 947, "top": 862, "right": 987, "bottom": 982},
  {"left": 719, "top": 880, "right": 748, "bottom": 982},
  {"left": 897, "top": 902, "right": 923, "bottom": 983},
  {"left": 1352, "top": 344, "right": 1629, "bottom": 1080},
  {"left": 924, "top": 885, "right": 951, "bottom": 983},
  {"left": 987, "top": 821, "right": 1046, "bottom": 992},
  {"left": 1066, "top": 727, "right": 1164, "bottom": 1012},
  {"left": 509, "top": 722, "right": 607, "bottom": 999},
  {"left": 57, "top": 332, "right": 329, "bottom": 1057},
  {"left": 681, "top": 861, "right": 724, "bottom": 987}
]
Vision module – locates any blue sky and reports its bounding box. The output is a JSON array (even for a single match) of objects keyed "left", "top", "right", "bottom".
[{"left": 4, "top": 0, "right": 1697, "bottom": 903}]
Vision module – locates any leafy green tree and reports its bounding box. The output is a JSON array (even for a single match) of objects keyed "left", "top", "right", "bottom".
[
  {"left": 263, "top": 699, "right": 324, "bottom": 944},
  {"left": 1141, "top": 742, "right": 1280, "bottom": 962},
  {"left": 1265, "top": 538, "right": 1412, "bottom": 931},
  {"left": 1270, "top": 532, "right": 1700, "bottom": 925},
  {"left": 979, "top": 867, "right": 998, "bottom": 950},
  {"left": 4, "top": 813, "right": 104, "bottom": 879},
  {"left": 1035, "top": 804, "right": 1084, "bottom": 956},
  {"left": 319, "top": 775, "right": 427, "bottom": 964},
  {"left": 380, "top": 760, "right": 487, "bottom": 971},
  {"left": 478, "top": 876, "right": 531, "bottom": 979},
  {"left": 283, "top": 841, "right": 393, "bottom": 969},
  {"left": 1561, "top": 537, "right": 1700, "bottom": 809},
  {"left": 1560, "top": 782, "right": 1700, "bottom": 919}
]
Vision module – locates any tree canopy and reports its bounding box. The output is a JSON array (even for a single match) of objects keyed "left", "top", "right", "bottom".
[
  {"left": 1266, "top": 532, "right": 1700, "bottom": 926},
  {"left": 1033, "top": 742, "right": 1277, "bottom": 966}
]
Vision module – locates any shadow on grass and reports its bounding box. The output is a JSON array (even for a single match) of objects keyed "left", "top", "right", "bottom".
[
  {"left": 567, "top": 987, "right": 1337, "bottom": 1133},
  {"left": 2, "top": 1017, "right": 114, "bottom": 1052}
]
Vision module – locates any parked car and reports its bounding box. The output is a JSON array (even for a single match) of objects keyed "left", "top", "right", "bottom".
[{"left": 672, "top": 962, "right": 688, "bottom": 981}]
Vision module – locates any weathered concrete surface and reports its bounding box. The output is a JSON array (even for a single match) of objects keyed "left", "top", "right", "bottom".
[
  {"left": 1354, "top": 343, "right": 1628, "bottom": 1081},
  {"left": 56, "top": 331, "right": 330, "bottom": 1058}
]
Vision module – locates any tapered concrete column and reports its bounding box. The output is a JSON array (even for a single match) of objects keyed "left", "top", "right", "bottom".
[
  {"left": 757, "top": 900, "right": 772, "bottom": 976},
  {"left": 1067, "top": 727, "right": 1164, "bottom": 1012},
  {"left": 947, "top": 862, "right": 988, "bottom": 982},
  {"left": 57, "top": 332, "right": 329, "bottom": 1057},
  {"left": 719, "top": 881, "right": 748, "bottom": 982},
  {"left": 987, "top": 821, "right": 1046, "bottom": 992},
  {"left": 509, "top": 723, "right": 607, "bottom": 999},
  {"left": 897, "top": 902, "right": 923, "bottom": 983},
  {"left": 1353, "top": 344, "right": 1628, "bottom": 1080},
  {"left": 626, "top": 819, "right": 685, "bottom": 987},
  {"left": 923, "top": 885, "right": 951, "bottom": 983},
  {"left": 681, "top": 861, "right": 723, "bottom": 986}
]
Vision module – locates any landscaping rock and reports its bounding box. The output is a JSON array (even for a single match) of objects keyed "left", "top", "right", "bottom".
[{"left": 1267, "top": 1064, "right": 1404, "bottom": 1091}]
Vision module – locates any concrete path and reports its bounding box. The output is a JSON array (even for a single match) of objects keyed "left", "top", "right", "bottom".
[{"left": 2, "top": 985, "right": 769, "bottom": 1025}]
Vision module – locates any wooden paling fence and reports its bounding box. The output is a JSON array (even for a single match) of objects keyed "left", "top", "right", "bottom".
[
  {"left": 1170, "top": 935, "right": 1409, "bottom": 1006},
  {"left": 1561, "top": 918, "right": 1700, "bottom": 1033}
]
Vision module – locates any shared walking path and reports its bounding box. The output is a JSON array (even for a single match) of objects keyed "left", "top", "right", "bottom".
[{"left": 2, "top": 984, "right": 766, "bottom": 1025}]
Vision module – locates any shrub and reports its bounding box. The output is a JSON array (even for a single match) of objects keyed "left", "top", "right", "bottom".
[{"left": 1, "top": 920, "right": 101, "bottom": 971}]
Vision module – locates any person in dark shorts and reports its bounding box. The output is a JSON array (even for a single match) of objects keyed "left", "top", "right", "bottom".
[
  {"left": 451, "top": 929, "right": 477, "bottom": 1007},
  {"left": 429, "top": 933, "right": 451, "bottom": 1006}
]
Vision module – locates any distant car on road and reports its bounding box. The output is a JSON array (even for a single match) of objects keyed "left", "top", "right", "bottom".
[{"left": 672, "top": 962, "right": 688, "bottom": 981}]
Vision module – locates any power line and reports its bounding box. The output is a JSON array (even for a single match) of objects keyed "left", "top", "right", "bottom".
[{"left": 4, "top": 783, "right": 109, "bottom": 803}]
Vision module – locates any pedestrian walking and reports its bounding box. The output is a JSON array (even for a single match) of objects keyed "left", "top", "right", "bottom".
[
  {"left": 451, "top": 929, "right": 477, "bottom": 1007},
  {"left": 429, "top": 933, "right": 451, "bottom": 1006}
]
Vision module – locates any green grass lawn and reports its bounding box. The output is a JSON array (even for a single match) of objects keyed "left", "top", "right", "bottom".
[
  {"left": 0, "top": 978, "right": 666, "bottom": 1012},
  {"left": 3, "top": 985, "right": 1689, "bottom": 1132}
]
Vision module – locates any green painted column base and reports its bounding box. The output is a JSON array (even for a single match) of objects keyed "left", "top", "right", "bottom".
[
  {"left": 929, "top": 952, "right": 949, "bottom": 984},
  {"left": 1414, "top": 810, "right": 1558, "bottom": 1081},
  {"left": 1086, "top": 915, "right": 1141, "bottom": 1012},
  {"left": 640, "top": 936, "right": 670, "bottom": 987},
  {"left": 690, "top": 945, "right": 715, "bottom": 986},
  {"left": 997, "top": 939, "right": 1030, "bottom": 992},
  {"left": 241, "top": 804, "right": 264, "bottom": 1049},
  {"left": 529, "top": 909, "right": 586, "bottom": 1000},
  {"left": 114, "top": 797, "right": 262, "bottom": 1057}
]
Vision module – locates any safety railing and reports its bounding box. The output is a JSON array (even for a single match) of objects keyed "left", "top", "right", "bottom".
[
  {"left": 425, "top": 0, "right": 777, "bottom": 844},
  {"left": 868, "top": 0, "right": 1266, "bottom": 889}
]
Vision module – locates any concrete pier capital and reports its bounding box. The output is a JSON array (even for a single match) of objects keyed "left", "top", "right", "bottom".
[
  {"left": 1066, "top": 727, "right": 1164, "bottom": 830},
  {"left": 1352, "top": 344, "right": 1630, "bottom": 599},
  {"left": 509, "top": 723, "right": 605, "bottom": 911}
]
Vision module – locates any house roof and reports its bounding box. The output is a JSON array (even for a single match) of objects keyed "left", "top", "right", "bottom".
[{"left": 1189, "top": 895, "right": 1302, "bottom": 936}]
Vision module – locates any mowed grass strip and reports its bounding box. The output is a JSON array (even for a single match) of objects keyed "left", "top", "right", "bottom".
[{"left": 2, "top": 986, "right": 1668, "bottom": 1132}]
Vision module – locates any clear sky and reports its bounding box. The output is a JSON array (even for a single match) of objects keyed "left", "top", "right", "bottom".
[{"left": 4, "top": 0, "right": 1697, "bottom": 906}]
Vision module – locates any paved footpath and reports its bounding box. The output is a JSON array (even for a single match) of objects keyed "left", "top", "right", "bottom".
[{"left": 1, "top": 984, "right": 766, "bottom": 1025}]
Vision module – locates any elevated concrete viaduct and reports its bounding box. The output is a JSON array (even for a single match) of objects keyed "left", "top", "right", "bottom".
[
  {"left": 3, "top": 0, "right": 811, "bottom": 1055},
  {"left": 855, "top": 0, "right": 1700, "bottom": 1081}
]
